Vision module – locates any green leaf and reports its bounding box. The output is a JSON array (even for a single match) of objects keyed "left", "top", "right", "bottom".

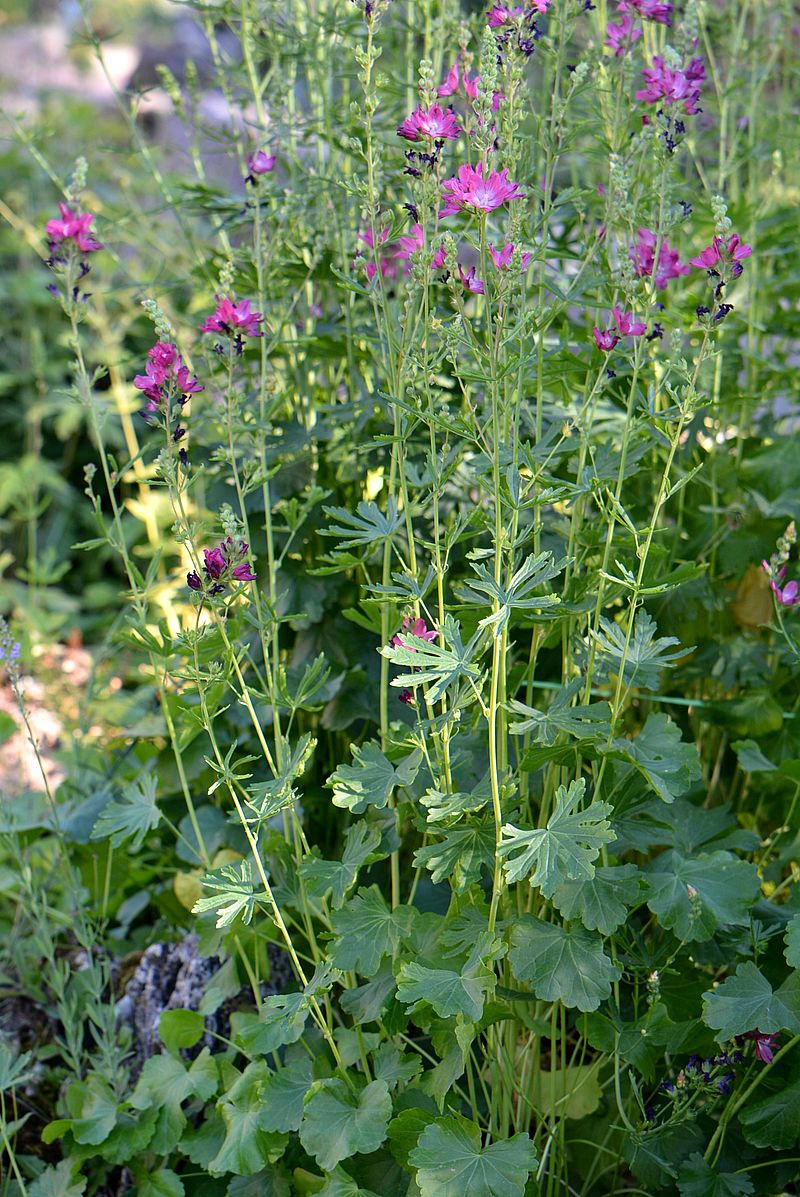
[
  {"left": 591, "top": 610, "right": 690, "bottom": 691},
  {"left": 137, "top": 1170, "right": 185, "bottom": 1197},
  {"left": 317, "top": 1173, "right": 382, "bottom": 1197},
  {"left": 460, "top": 552, "right": 562, "bottom": 636},
  {"left": 785, "top": 913, "right": 800, "bottom": 968},
  {"left": 372, "top": 1043, "right": 422, "bottom": 1089},
  {"left": 329, "top": 887, "right": 413, "bottom": 976},
  {"left": 90, "top": 774, "right": 160, "bottom": 849},
  {"left": 739, "top": 1075, "right": 800, "bottom": 1149},
  {"left": 613, "top": 714, "right": 701, "bottom": 803},
  {"left": 645, "top": 850, "right": 761, "bottom": 941},
  {"left": 381, "top": 614, "right": 483, "bottom": 703},
  {"left": 623, "top": 1123, "right": 705, "bottom": 1188},
  {"left": 192, "top": 859, "right": 264, "bottom": 928},
  {"left": 299, "top": 822, "right": 383, "bottom": 908},
  {"left": 322, "top": 499, "right": 403, "bottom": 549},
  {"left": 329, "top": 742, "right": 422, "bottom": 814},
  {"left": 701, "top": 961, "right": 800, "bottom": 1040},
  {"left": 235, "top": 993, "right": 310, "bottom": 1056},
  {"left": 299, "top": 1079, "right": 392, "bottom": 1172},
  {"left": 159, "top": 1010, "right": 205, "bottom": 1053},
  {"left": 508, "top": 679, "right": 610, "bottom": 746},
  {"left": 508, "top": 916, "right": 621, "bottom": 1012},
  {"left": 259, "top": 1057, "right": 313, "bottom": 1133},
  {"left": 732, "top": 739, "right": 776, "bottom": 773},
  {"left": 412, "top": 824, "right": 495, "bottom": 893},
  {"left": 529, "top": 1062, "right": 602, "bottom": 1121},
  {"left": 677, "top": 1153, "right": 754, "bottom": 1196},
  {"left": 498, "top": 779, "right": 615, "bottom": 898},
  {"left": 28, "top": 1161, "right": 87, "bottom": 1197},
  {"left": 409, "top": 1115, "right": 537, "bottom": 1197},
  {"left": 552, "top": 865, "right": 643, "bottom": 935},
  {"left": 130, "top": 1050, "right": 217, "bottom": 1155},
  {"left": 397, "top": 938, "right": 498, "bottom": 1021},
  {"left": 65, "top": 1074, "right": 119, "bottom": 1145}
]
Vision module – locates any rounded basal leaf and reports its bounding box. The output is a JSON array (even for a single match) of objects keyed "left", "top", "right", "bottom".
[
  {"left": 159, "top": 1009, "right": 205, "bottom": 1053},
  {"left": 552, "top": 864, "right": 643, "bottom": 934},
  {"left": 299, "top": 1079, "right": 392, "bottom": 1172},
  {"left": 739, "top": 1075, "right": 800, "bottom": 1149},
  {"left": 508, "top": 917, "right": 621, "bottom": 1012},
  {"left": 409, "top": 1115, "right": 537, "bottom": 1197},
  {"left": 644, "top": 850, "right": 760, "bottom": 941}
]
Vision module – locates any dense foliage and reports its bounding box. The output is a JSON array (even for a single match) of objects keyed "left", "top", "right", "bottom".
[{"left": 2, "top": 0, "right": 800, "bottom": 1194}]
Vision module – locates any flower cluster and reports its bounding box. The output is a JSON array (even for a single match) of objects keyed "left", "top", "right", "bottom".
[
  {"left": 134, "top": 342, "right": 203, "bottom": 413},
  {"left": 200, "top": 295, "right": 264, "bottom": 353},
  {"left": 630, "top": 228, "right": 689, "bottom": 288},
  {"left": 605, "top": 13, "right": 641, "bottom": 56},
  {"left": 691, "top": 233, "right": 752, "bottom": 278},
  {"left": 593, "top": 306, "right": 646, "bottom": 352},
  {"left": 440, "top": 162, "right": 525, "bottom": 217},
  {"left": 636, "top": 56, "right": 705, "bottom": 115},
  {"left": 487, "top": 2, "right": 547, "bottom": 56},
  {"left": 46, "top": 203, "right": 104, "bottom": 255},
  {"left": 187, "top": 537, "right": 256, "bottom": 596},
  {"left": 762, "top": 523, "right": 799, "bottom": 608},
  {"left": 397, "top": 103, "right": 461, "bottom": 142},
  {"left": 619, "top": 0, "right": 671, "bottom": 23}
]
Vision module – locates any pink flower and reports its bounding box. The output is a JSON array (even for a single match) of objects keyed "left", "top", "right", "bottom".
[
  {"left": 463, "top": 71, "right": 481, "bottom": 100},
  {"left": 356, "top": 227, "right": 400, "bottom": 282},
  {"left": 440, "top": 162, "right": 525, "bottom": 217},
  {"left": 691, "top": 233, "right": 752, "bottom": 275},
  {"left": 762, "top": 562, "right": 800, "bottom": 608},
  {"left": 394, "top": 224, "right": 426, "bottom": 260},
  {"left": 432, "top": 245, "right": 447, "bottom": 269},
  {"left": 458, "top": 263, "right": 485, "bottom": 293},
  {"left": 200, "top": 295, "right": 263, "bottom": 337},
  {"left": 530, "top": 0, "right": 552, "bottom": 10},
  {"left": 134, "top": 342, "right": 203, "bottom": 410},
  {"left": 392, "top": 617, "right": 438, "bottom": 650},
  {"left": 487, "top": 4, "right": 524, "bottom": 25},
  {"left": 612, "top": 306, "right": 646, "bottom": 336},
  {"left": 593, "top": 327, "right": 621, "bottom": 352},
  {"left": 437, "top": 64, "right": 461, "bottom": 96},
  {"left": 744, "top": 1030, "right": 781, "bottom": 1064},
  {"left": 489, "top": 241, "right": 532, "bottom": 269},
  {"left": 46, "top": 202, "right": 103, "bottom": 253},
  {"left": 618, "top": 0, "right": 672, "bottom": 23},
  {"left": 397, "top": 103, "right": 461, "bottom": 142},
  {"left": 630, "top": 228, "right": 690, "bottom": 288},
  {"left": 247, "top": 150, "right": 276, "bottom": 175},
  {"left": 636, "top": 56, "right": 705, "bottom": 114},
  {"left": 605, "top": 12, "right": 642, "bottom": 55}
]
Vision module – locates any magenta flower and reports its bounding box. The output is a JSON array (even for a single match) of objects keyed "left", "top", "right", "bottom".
[
  {"left": 247, "top": 150, "right": 276, "bottom": 175},
  {"left": 394, "top": 224, "right": 425, "bottom": 260},
  {"left": 356, "top": 227, "right": 401, "bottom": 282},
  {"left": 605, "top": 12, "right": 642, "bottom": 55},
  {"left": 440, "top": 162, "right": 525, "bottom": 217},
  {"left": 489, "top": 241, "right": 532, "bottom": 269},
  {"left": 530, "top": 0, "right": 551, "bottom": 9},
  {"left": 762, "top": 561, "right": 800, "bottom": 607},
  {"left": 593, "top": 327, "right": 620, "bottom": 352},
  {"left": 463, "top": 71, "right": 481, "bottom": 100},
  {"left": 690, "top": 233, "right": 752, "bottom": 276},
  {"left": 437, "top": 63, "right": 461, "bottom": 97},
  {"left": 200, "top": 295, "right": 263, "bottom": 337},
  {"left": 630, "top": 228, "right": 690, "bottom": 288},
  {"left": 636, "top": 56, "right": 705, "bottom": 114},
  {"left": 744, "top": 1030, "right": 781, "bottom": 1064},
  {"left": 397, "top": 103, "right": 461, "bottom": 142},
  {"left": 46, "top": 202, "right": 103, "bottom": 253},
  {"left": 612, "top": 306, "right": 646, "bottom": 336},
  {"left": 188, "top": 537, "right": 256, "bottom": 594},
  {"left": 432, "top": 245, "right": 447, "bottom": 269},
  {"left": 487, "top": 4, "right": 524, "bottom": 25},
  {"left": 392, "top": 616, "right": 438, "bottom": 650},
  {"left": 618, "top": 0, "right": 672, "bottom": 23},
  {"left": 398, "top": 688, "right": 415, "bottom": 705},
  {"left": 134, "top": 342, "right": 203, "bottom": 411},
  {"left": 458, "top": 263, "right": 485, "bottom": 294}
]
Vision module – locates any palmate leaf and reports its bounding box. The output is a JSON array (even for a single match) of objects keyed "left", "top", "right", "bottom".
[
  {"left": 498, "top": 779, "right": 615, "bottom": 898},
  {"left": 702, "top": 961, "right": 800, "bottom": 1041},
  {"left": 612, "top": 713, "right": 701, "bottom": 804},
  {"left": 508, "top": 678, "right": 611, "bottom": 746},
  {"left": 590, "top": 610, "right": 691, "bottom": 691},
  {"left": 328, "top": 742, "right": 422, "bottom": 814},
  {"left": 299, "top": 1079, "right": 392, "bottom": 1172},
  {"left": 739, "top": 1074, "right": 800, "bottom": 1149},
  {"left": 298, "top": 821, "right": 383, "bottom": 908},
  {"left": 381, "top": 613, "right": 483, "bottom": 703},
  {"left": 28, "top": 1161, "right": 87, "bottom": 1197},
  {"left": 244, "top": 733, "right": 317, "bottom": 824},
  {"left": 409, "top": 1115, "right": 537, "bottom": 1197},
  {"left": 90, "top": 774, "right": 160, "bottom": 849},
  {"left": 553, "top": 864, "right": 644, "bottom": 935},
  {"left": 235, "top": 992, "right": 309, "bottom": 1056},
  {"left": 329, "top": 886, "right": 415, "bottom": 977},
  {"left": 677, "top": 1152, "right": 754, "bottom": 1196},
  {"left": 396, "top": 935, "right": 501, "bottom": 1021},
  {"left": 508, "top": 916, "right": 621, "bottom": 1012},
  {"left": 322, "top": 499, "right": 402, "bottom": 549},
  {"left": 192, "top": 860, "right": 266, "bottom": 928},
  {"left": 208, "top": 1060, "right": 289, "bottom": 1176},
  {"left": 785, "top": 913, "right": 800, "bottom": 968},
  {"left": 460, "top": 552, "right": 563, "bottom": 637},
  {"left": 645, "top": 850, "right": 760, "bottom": 942},
  {"left": 412, "top": 823, "right": 495, "bottom": 893}
]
